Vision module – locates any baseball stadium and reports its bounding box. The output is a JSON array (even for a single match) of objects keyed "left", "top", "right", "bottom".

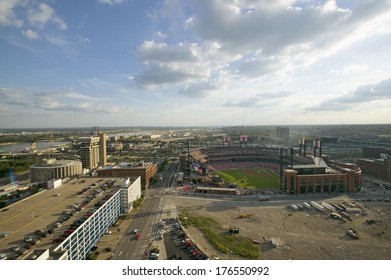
[{"left": 190, "top": 143, "right": 362, "bottom": 194}]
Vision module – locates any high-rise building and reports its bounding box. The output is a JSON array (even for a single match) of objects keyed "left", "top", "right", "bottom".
[
  {"left": 276, "top": 126, "right": 289, "bottom": 145},
  {"left": 99, "top": 132, "right": 107, "bottom": 167},
  {"left": 79, "top": 137, "right": 100, "bottom": 169}
]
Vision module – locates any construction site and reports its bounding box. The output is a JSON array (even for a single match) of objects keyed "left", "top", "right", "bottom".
[{"left": 162, "top": 194, "right": 391, "bottom": 260}]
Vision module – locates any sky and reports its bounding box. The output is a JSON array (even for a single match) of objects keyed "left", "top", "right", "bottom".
[{"left": 0, "top": 0, "right": 391, "bottom": 129}]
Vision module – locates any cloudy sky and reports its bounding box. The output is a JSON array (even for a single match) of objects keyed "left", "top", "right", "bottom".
[{"left": 1, "top": 0, "right": 391, "bottom": 128}]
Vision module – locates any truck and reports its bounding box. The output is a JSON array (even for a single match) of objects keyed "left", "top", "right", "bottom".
[
  {"left": 310, "top": 201, "right": 325, "bottom": 211},
  {"left": 321, "top": 202, "right": 336, "bottom": 212},
  {"left": 330, "top": 212, "right": 342, "bottom": 219},
  {"left": 347, "top": 228, "right": 359, "bottom": 239},
  {"left": 340, "top": 211, "right": 352, "bottom": 221},
  {"left": 290, "top": 204, "right": 299, "bottom": 211},
  {"left": 331, "top": 203, "right": 344, "bottom": 212},
  {"left": 338, "top": 203, "right": 346, "bottom": 211},
  {"left": 303, "top": 202, "right": 312, "bottom": 210}
]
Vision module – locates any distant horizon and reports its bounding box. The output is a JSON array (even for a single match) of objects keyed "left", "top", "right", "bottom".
[{"left": 1, "top": 123, "right": 391, "bottom": 132}]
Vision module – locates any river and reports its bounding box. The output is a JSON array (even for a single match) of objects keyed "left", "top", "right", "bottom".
[{"left": 0, "top": 141, "right": 71, "bottom": 153}]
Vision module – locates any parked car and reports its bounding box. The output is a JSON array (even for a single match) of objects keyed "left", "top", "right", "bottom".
[
  {"left": 29, "top": 239, "right": 40, "bottom": 245},
  {"left": 17, "top": 248, "right": 27, "bottom": 255},
  {"left": 24, "top": 235, "right": 33, "bottom": 243},
  {"left": 11, "top": 245, "right": 20, "bottom": 252}
]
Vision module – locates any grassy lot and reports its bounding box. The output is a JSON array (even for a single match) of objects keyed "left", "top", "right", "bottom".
[
  {"left": 180, "top": 209, "right": 260, "bottom": 259},
  {"left": 211, "top": 168, "right": 279, "bottom": 189}
]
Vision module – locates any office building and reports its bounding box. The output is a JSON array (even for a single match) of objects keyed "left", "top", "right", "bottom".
[
  {"left": 120, "top": 177, "right": 141, "bottom": 213},
  {"left": 357, "top": 157, "right": 391, "bottom": 181},
  {"left": 79, "top": 136, "right": 100, "bottom": 169},
  {"left": 283, "top": 157, "right": 362, "bottom": 194},
  {"left": 97, "top": 162, "right": 157, "bottom": 190},
  {"left": 276, "top": 126, "right": 289, "bottom": 145},
  {"left": 362, "top": 147, "right": 391, "bottom": 159}
]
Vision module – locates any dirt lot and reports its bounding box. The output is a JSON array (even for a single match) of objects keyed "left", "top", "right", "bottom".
[{"left": 163, "top": 194, "right": 391, "bottom": 260}]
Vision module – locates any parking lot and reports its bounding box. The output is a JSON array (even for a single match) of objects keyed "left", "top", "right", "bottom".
[{"left": 0, "top": 177, "right": 118, "bottom": 260}]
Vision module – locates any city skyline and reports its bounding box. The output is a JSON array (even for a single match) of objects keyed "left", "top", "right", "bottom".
[{"left": 1, "top": 0, "right": 391, "bottom": 128}]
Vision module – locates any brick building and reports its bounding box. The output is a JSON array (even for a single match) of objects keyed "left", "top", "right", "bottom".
[
  {"left": 283, "top": 157, "right": 362, "bottom": 194},
  {"left": 97, "top": 162, "right": 157, "bottom": 190}
]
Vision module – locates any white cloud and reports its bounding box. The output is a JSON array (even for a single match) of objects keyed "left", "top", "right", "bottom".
[
  {"left": 137, "top": 40, "right": 198, "bottom": 64},
  {"left": 0, "top": 87, "right": 121, "bottom": 115},
  {"left": 27, "top": 3, "right": 67, "bottom": 30},
  {"left": 224, "top": 91, "right": 295, "bottom": 108},
  {"left": 134, "top": 0, "right": 391, "bottom": 102},
  {"left": 189, "top": 0, "right": 391, "bottom": 74},
  {"left": 78, "top": 78, "right": 113, "bottom": 90},
  {"left": 22, "top": 28, "right": 39, "bottom": 40},
  {"left": 178, "top": 80, "right": 219, "bottom": 98},
  {"left": 0, "top": 0, "right": 24, "bottom": 27},
  {"left": 134, "top": 64, "right": 206, "bottom": 89},
  {"left": 330, "top": 64, "right": 368, "bottom": 76},
  {"left": 308, "top": 77, "right": 391, "bottom": 112},
  {"left": 98, "top": 0, "right": 126, "bottom": 5}
]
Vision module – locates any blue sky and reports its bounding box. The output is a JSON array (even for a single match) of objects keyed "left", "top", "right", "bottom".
[{"left": 1, "top": 0, "right": 391, "bottom": 128}]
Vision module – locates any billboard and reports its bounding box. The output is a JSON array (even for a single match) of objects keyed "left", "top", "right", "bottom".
[
  {"left": 223, "top": 135, "right": 231, "bottom": 143},
  {"left": 191, "top": 163, "right": 203, "bottom": 175},
  {"left": 313, "top": 140, "right": 321, "bottom": 148}
]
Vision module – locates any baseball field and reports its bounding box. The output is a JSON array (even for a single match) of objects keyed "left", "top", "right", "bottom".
[{"left": 211, "top": 168, "right": 279, "bottom": 189}]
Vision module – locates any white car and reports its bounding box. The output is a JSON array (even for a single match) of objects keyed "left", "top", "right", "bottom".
[
  {"left": 54, "top": 222, "right": 62, "bottom": 228},
  {"left": 0, "top": 253, "right": 7, "bottom": 260}
]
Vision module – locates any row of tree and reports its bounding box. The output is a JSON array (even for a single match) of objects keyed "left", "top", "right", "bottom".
[{"left": 0, "top": 159, "right": 38, "bottom": 178}]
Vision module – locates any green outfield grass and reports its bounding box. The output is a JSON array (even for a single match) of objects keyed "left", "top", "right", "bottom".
[{"left": 211, "top": 168, "right": 279, "bottom": 189}]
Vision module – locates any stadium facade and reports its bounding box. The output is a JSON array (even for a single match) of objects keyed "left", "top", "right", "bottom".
[{"left": 29, "top": 159, "right": 82, "bottom": 183}]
